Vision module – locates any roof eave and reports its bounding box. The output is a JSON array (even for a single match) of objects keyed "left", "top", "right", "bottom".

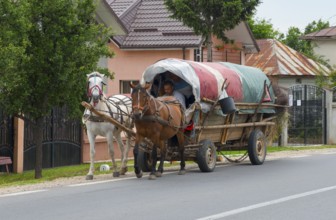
[
  {"left": 119, "top": 45, "right": 202, "bottom": 50},
  {"left": 95, "top": 0, "right": 128, "bottom": 35}
]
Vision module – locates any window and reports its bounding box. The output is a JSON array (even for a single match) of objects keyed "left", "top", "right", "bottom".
[
  {"left": 120, "top": 80, "right": 139, "bottom": 94},
  {"left": 194, "top": 49, "right": 201, "bottom": 62}
]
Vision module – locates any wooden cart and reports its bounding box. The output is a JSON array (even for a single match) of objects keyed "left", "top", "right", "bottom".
[{"left": 83, "top": 59, "right": 286, "bottom": 172}]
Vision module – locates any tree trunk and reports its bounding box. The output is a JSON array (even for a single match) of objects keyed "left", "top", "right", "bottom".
[
  {"left": 34, "top": 117, "right": 44, "bottom": 179},
  {"left": 206, "top": 33, "right": 213, "bottom": 62}
]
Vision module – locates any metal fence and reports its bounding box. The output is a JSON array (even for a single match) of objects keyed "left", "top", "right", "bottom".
[
  {"left": 288, "top": 85, "right": 326, "bottom": 145},
  {"left": 24, "top": 106, "right": 82, "bottom": 170}
]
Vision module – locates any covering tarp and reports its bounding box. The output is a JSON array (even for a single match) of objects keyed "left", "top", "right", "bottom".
[{"left": 141, "top": 58, "right": 275, "bottom": 113}]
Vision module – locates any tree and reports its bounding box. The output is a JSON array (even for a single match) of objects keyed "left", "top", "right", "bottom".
[
  {"left": 304, "top": 19, "right": 329, "bottom": 35},
  {"left": 282, "top": 20, "right": 330, "bottom": 66},
  {"left": 247, "top": 17, "right": 284, "bottom": 40},
  {"left": 0, "top": 0, "right": 31, "bottom": 85},
  {"left": 282, "top": 27, "right": 311, "bottom": 54},
  {"left": 0, "top": 0, "right": 113, "bottom": 178},
  {"left": 164, "top": 0, "right": 260, "bottom": 62}
]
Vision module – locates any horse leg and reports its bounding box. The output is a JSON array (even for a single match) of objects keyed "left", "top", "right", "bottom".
[
  {"left": 107, "top": 133, "right": 119, "bottom": 177},
  {"left": 177, "top": 132, "right": 186, "bottom": 175},
  {"left": 133, "top": 135, "right": 143, "bottom": 178},
  {"left": 114, "top": 130, "right": 128, "bottom": 175},
  {"left": 148, "top": 146, "right": 158, "bottom": 180},
  {"left": 156, "top": 140, "right": 166, "bottom": 177},
  {"left": 86, "top": 132, "right": 96, "bottom": 180},
  {"left": 122, "top": 134, "right": 131, "bottom": 175}
]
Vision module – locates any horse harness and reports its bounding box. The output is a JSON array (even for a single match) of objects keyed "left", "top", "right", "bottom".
[
  {"left": 84, "top": 97, "right": 131, "bottom": 125},
  {"left": 134, "top": 91, "right": 185, "bottom": 130}
]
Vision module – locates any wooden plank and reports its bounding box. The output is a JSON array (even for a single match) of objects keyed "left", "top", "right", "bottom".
[
  {"left": 0, "top": 157, "right": 12, "bottom": 165},
  {"left": 196, "top": 121, "right": 275, "bottom": 130},
  {"left": 0, "top": 156, "right": 12, "bottom": 174}
]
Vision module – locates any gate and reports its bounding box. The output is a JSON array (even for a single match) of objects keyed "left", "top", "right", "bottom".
[
  {"left": 24, "top": 106, "right": 82, "bottom": 170},
  {"left": 0, "top": 110, "right": 14, "bottom": 172},
  {"left": 288, "top": 85, "right": 326, "bottom": 145}
]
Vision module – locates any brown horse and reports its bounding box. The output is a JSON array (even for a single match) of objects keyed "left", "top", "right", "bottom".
[{"left": 130, "top": 83, "right": 185, "bottom": 180}]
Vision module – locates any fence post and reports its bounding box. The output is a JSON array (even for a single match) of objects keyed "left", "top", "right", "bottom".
[{"left": 13, "top": 117, "right": 24, "bottom": 173}]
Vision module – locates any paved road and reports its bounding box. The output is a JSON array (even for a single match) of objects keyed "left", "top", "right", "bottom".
[{"left": 1, "top": 151, "right": 336, "bottom": 220}]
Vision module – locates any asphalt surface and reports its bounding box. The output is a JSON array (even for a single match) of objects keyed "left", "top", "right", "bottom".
[{"left": 1, "top": 150, "right": 336, "bottom": 220}]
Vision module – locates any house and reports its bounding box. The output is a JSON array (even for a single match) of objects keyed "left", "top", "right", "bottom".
[
  {"left": 104, "top": 0, "right": 259, "bottom": 95},
  {"left": 81, "top": 0, "right": 262, "bottom": 163},
  {"left": 301, "top": 26, "right": 336, "bottom": 67},
  {"left": 301, "top": 26, "right": 336, "bottom": 144},
  {"left": 246, "top": 39, "right": 334, "bottom": 145}
]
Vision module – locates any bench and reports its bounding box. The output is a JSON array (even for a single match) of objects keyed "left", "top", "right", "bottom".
[{"left": 0, "top": 156, "right": 12, "bottom": 174}]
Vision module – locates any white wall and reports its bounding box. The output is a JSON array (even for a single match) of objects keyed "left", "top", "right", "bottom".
[
  {"left": 278, "top": 77, "right": 317, "bottom": 88},
  {"left": 313, "top": 40, "right": 336, "bottom": 67}
]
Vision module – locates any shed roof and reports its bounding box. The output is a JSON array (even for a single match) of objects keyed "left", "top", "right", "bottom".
[
  {"left": 302, "top": 26, "right": 336, "bottom": 40},
  {"left": 245, "top": 39, "right": 330, "bottom": 76}
]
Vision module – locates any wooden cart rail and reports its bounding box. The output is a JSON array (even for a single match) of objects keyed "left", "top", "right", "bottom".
[{"left": 195, "top": 121, "right": 275, "bottom": 130}]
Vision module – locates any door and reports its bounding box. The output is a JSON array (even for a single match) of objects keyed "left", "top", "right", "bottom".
[{"left": 288, "top": 85, "right": 326, "bottom": 145}]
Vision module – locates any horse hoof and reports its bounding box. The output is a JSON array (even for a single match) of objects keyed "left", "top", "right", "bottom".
[
  {"left": 148, "top": 174, "right": 156, "bottom": 180},
  {"left": 155, "top": 172, "right": 162, "bottom": 177},
  {"left": 136, "top": 171, "right": 143, "bottom": 178},
  {"left": 178, "top": 170, "right": 186, "bottom": 175},
  {"left": 120, "top": 167, "right": 128, "bottom": 175},
  {"left": 86, "top": 175, "right": 93, "bottom": 180},
  {"left": 113, "top": 172, "right": 120, "bottom": 177}
]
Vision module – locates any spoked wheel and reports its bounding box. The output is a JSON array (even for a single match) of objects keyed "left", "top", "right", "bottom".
[
  {"left": 137, "top": 148, "right": 153, "bottom": 172},
  {"left": 248, "top": 129, "right": 266, "bottom": 165},
  {"left": 196, "top": 139, "right": 217, "bottom": 172}
]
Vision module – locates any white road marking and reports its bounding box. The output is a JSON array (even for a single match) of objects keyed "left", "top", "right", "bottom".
[
  {"left": 320, "top": 152, "right": 336, "bottom": 155},
  {"left": 196, "top": 185, "right": 336, "bottom": 220},
  {"left": 68, "top": 176, "right": 136, "bottom": 187},
  {"left": 288, "top": 155, "right": 309, "bottom": 158},
  {"left": 0, "top": 190, "right": 47, "bottom": 198}
]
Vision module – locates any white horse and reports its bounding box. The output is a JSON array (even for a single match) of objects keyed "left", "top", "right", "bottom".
[{"left": 83, "top": 72, "right": 133, "bottom": 180}]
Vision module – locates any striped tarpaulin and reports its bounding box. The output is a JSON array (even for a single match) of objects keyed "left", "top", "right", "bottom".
[{"left": 141, "top": 58, "right": 275, "bottom": 109}]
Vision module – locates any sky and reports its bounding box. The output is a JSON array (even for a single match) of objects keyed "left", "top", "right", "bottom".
[{"left": 254, "top": 0, "right": 336, "bottom": 34}]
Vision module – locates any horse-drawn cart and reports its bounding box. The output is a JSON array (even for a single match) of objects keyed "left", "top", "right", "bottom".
[
  {"left": 83, "top": 58, "right": 285, "bottom": 175},
  {"left": 134, "top": 58, "right": 285, "bottom": 173}
]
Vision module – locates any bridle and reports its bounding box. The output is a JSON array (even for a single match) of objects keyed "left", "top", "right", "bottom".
[
  {"left": 132, "top": 86, "right": 151, "bottom": 118},
  {"left": 87, "top": 73, "right": 105, "bottom": 106}
]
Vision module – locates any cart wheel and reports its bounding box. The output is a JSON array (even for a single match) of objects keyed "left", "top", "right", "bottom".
[
  {"left": 248, "top": 129, "right": 266, "bottom": 165},
  {"left": 197, "top": 139, "right": 217, "bottom": 172},
  {"left": 137, "top": 149, "right": 152, "bottom": 172}
]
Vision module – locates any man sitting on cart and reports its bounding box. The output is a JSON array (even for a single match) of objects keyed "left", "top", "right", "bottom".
[{"left": 163, "top": 79, "right": 186, "bottom": 110}]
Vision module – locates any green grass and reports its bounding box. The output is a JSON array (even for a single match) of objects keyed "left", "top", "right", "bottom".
[
  {"left": 0, "top": 161, "right": 130, "bottom": 188},
  {"left": 1, "top": 145, "right": 336, "bottom": 188},
  {"left": 267, "top": 145, "right": 336, "bottom": 152},
  {"left": 0, "top": 160, "right": 184, "bottom": 188}
]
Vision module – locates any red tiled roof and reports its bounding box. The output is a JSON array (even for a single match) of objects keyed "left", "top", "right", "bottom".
[
  {"left": 108, "top": 0, "right": 202, "bottom": 49},
  {"left": 246, "top": 39, "right": 330, "bottom": 76}
]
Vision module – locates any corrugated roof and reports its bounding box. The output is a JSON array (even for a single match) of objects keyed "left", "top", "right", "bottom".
[
  {"left": 302, "top": 26, "right": 336, "bottom": 40},
  {"left": 245, "top": 39, "right": 330, "bottom": 76},
  {"left": 109, "top": 0, "right": 202, "bottom": 49}
]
